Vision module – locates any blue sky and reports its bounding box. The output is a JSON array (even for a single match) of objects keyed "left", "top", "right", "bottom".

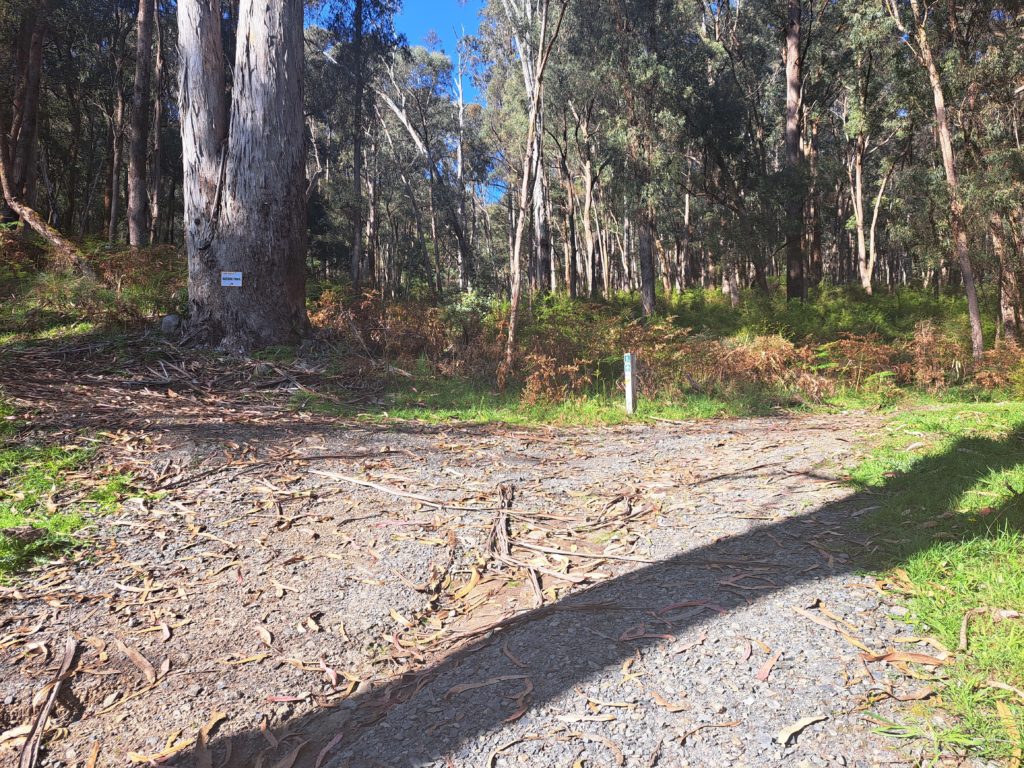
[
  {"left": 396, "top": 0, "right": 486, "bottom": 101},
  {"left": 396, "top": 0, "right": 484, "bottom": 51}
]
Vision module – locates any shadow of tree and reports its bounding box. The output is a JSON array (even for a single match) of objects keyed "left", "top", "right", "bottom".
[{"left": 161, "top": 425, "right": 1023, "bottom": 767}]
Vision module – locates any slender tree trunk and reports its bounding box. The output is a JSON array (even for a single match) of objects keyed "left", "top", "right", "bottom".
[
  {"left": 531, "top": 128, "right": 552, "bottom": 294},
  {"left": 65, "top": 85, "right": 81, "bottom": 231},
  {"left": 581, "top": 158, "right": 597, "bottom": 297},
  {"left": 127, "top": 0, "right": 154, "bottom": 246},
  {"left": 637, "top": 207, "right": 656, "bottom": 316},
  {"left": 991, "top": 213, "right": 1020, "bottom": 342},
  {"left": 784, "top": 0, "right": 805, "bottom": 301},
  {"left": 597, "top": 197, "right": 611, "bottom": 297},
  {"left": 501, "top": 0, "right": 567, "bottom": 381},
  {"left": 108, "top": 84, "right": 126, "bottom": 243},
  {"left": 806, "top": 120, "right": 822, "bottom": 287},
  {"left": 907, "top": 0, "right": 983, "bottom": 358},
  {"left": 867, "top": 160, "right": 896, "bottom": 291},
  {"left": 849, "top": 140, "right": 871, "bottom": 292},
  {"left": 427, "top": 171, "right": 442, "bottom": 296},
  {"left": 147, "top": 1, "right": 164, "bottom": 244},
  {"left": 455, "top": 44, "right": 470, "bottom": 291},
  {"left": 350, "top": 0, "right": 365, "bottom": 287},
  {"left": 179, "top": 0, "right": 308, "bottom": 350}
]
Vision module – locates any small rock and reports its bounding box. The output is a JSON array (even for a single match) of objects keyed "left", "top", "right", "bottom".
[
  {"left": 888, "top": 605, "right": 909, "bottom": 617},
  {"left": 160, "top": 314, "right": 182, "bottom": 335}
]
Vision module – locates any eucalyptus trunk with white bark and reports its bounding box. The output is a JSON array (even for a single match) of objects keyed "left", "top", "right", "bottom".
[{"left": 178, "top": 0, "right": 309, "bottom": 352}]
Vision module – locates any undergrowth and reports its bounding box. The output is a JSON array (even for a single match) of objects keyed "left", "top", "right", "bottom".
[
  {"left": 852, "top": 403, "right": 1024, "bottom": 761},
  {"left": 308, "top": 285, "right": 1022, "bottom": 425},
  {"left": 0, "top": 235, "right": 184, "bottom": 345}
]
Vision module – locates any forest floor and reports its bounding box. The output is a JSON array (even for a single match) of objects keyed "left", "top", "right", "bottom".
[{"left": 0, "top": 332, "right": 1007, "bottom": 768}]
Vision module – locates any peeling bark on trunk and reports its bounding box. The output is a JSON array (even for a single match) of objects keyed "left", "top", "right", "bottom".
[
  {"left": 127, "top": 0, "right": 154, "bottom": 246},
  {"left": 179, "top": 0, "right": 308, "bottom": 351}
]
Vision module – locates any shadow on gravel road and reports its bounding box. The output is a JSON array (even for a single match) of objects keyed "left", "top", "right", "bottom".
[{"left": 160, "top": 425, "right": 1024, "bottom": 768}]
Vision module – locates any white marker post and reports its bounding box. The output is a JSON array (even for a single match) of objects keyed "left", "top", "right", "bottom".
[{"left": 624, "top": 352, "right": 636, "bottom": 415}]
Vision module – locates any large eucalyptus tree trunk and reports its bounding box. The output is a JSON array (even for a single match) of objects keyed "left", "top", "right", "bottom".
[
  {"left": 179, "top": 0, "right": 309, "bottom": 352},
  {"left": 127, "top": 0, "right": 154, "bottom": 246}
]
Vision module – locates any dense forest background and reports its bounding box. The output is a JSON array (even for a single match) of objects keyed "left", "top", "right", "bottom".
[{"left": 1, "top": 0, "right": 1023, "bottom": 355}]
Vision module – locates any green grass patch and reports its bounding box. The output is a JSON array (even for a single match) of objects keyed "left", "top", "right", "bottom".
[
  {"left": 0, "top": 437, "right": 142, "bottom": 577},
  {"left": 852, "top": 401, "right": 1024, "bottom": 761},
  {"left": 292, "top": 370, "right": 784, "bottom": 426},
  {"left": 87, "top": 473, "right": 138, "bottom": 512},
  {"left": 0, "top": 397, "right": 16, "bottom": 440},
  {"left": 0, "top": 443, "right": 92, "bottom": 575}
]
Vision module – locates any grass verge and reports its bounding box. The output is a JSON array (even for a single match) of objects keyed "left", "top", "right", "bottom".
[
  {"left": 0, "top": 398, "right": 140, "bottom": 577},
  {"left": 851, "top": 401, "right": 1024, "bottom": 761},
  {"left": 292, "top": 371, "right": 788, "bottom": 425}
]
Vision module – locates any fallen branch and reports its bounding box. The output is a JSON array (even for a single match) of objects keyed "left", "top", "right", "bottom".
[
  {"left": 959, "top": 607, "right": 1021, "bottom": 652},
  {"left": 308, "top": 469, "right": 495, "bottom": 512},
  {"left": 19, "top": 637, "right": 77, "bottom": 768},
  {"left": 1, "top": 134, "right": 93, "bottom": 277}
]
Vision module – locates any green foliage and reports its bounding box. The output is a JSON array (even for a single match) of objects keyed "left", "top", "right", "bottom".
[
  {"left": 657, "top": 285, "right": 985, "bottom": 347},
  {"left": 306, "top": 285, "right": 1017, "bottom": 426}
]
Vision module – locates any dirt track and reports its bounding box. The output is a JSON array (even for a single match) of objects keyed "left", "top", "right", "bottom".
[{"left": 0, "top": 338, "right": 967, "bottom": 767}]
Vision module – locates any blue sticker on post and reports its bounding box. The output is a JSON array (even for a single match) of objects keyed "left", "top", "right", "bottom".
[{"left": 221, "top": 271, "right": 242, "bottom": 287}]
